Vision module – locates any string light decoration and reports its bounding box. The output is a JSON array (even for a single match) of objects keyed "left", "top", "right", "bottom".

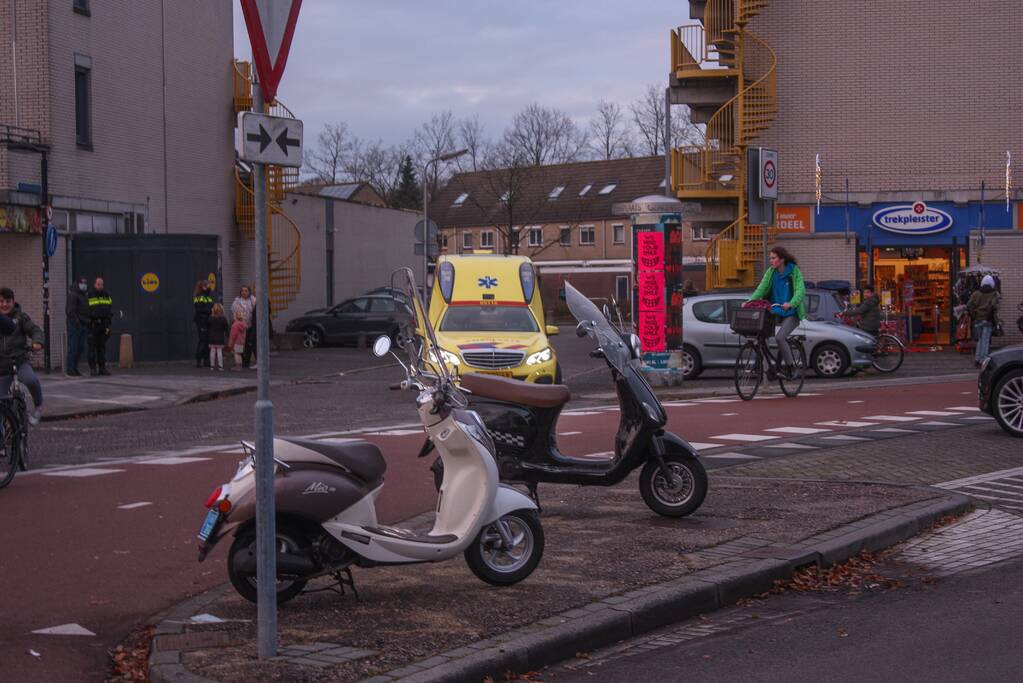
[{"left": 814, "top": 154, "right": 822, "bottom": 214}]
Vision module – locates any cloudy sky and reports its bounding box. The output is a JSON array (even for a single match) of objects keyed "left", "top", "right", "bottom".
[{"left": 233, "top": 1, "right": 689, "bottom": 146}]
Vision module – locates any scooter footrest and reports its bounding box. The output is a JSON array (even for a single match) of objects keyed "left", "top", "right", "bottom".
[{"left": 362, "top": 526, "right": 457, "bottom": 544}]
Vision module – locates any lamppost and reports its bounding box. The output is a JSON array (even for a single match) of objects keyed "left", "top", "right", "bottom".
[{"left": 423, "top": 149, "right": 468, "bottom": 290}]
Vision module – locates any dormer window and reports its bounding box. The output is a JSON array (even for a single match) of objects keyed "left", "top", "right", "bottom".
[
  {"left": 548, "top": 185, "right": 565, "bottom": 199},
  {"left": 578, "top": 184, "right": 592, "bottom": 196},
  {"left": 598, "top": 183, "right": 617, "bottom": 195}
]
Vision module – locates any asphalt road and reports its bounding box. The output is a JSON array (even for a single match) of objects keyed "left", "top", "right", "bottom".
[{"left": 551, "top": 556, "right": 1023, "bottom": 683}]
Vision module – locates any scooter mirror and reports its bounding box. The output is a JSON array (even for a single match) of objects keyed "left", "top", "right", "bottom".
[
  {"left": 372, "top": 335, "right": 392, "bottom": 357},
  {"left": 575, "top": 321, "right": 591, "bottom": 338},
  {"left": 602, "top": 304, "right": 611, "bottom": 319}
]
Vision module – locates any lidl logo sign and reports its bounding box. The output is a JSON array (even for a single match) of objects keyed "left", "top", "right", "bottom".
[
  {"left": 140, "top": 272, "right": 160, "bottom": 293},
  {"left": 872, "top": 202, "right": 953, "bottom": 236},
  {"left": 478, "top": 276, "right": 498, "bottom": 289}
]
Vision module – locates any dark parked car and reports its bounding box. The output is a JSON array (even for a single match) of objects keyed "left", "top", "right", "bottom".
[
  {"left": 978, "top": 345, "right": 1023, "bottom": 437},
  {"left": 286, "top": 295, "right": 413, "bottom": 348}
]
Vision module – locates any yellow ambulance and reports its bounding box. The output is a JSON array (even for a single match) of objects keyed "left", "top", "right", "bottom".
[{"left": 428, "top": 254, "right": 561, "bottom": 383}]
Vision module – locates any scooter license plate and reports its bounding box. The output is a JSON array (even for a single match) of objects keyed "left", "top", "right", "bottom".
[{"left": 197, "top": 509, "right": 221, "bottom": 542}]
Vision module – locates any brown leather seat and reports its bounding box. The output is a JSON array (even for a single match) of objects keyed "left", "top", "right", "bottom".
[{"left": 461, "top": 373, "right": 570, "bottom": 409}]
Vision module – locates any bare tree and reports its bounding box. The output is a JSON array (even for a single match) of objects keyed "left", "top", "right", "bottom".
[
  {"left": 457, "top": 115, "right": 488, "bottom": 172},
  {"left": 414, "top": 111, "right": 459, "bottom": 201},
  {"left": 631, "top": 84, "right": 704, "bottom": 156},
  {"left": 304, "top": 122, "right": 352, "bottom": 182},
  {"left": 503, "top": 103, "right": 588, "bottom": 167},
  {"left": 589, "top": 100, "right": 633, "bottom": 160}
]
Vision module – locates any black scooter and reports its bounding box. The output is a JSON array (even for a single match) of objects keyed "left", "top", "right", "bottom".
[{"left": 427, "top": 281, "right": 708, "bottom": 518}]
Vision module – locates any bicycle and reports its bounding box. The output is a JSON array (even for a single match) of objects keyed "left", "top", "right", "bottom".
[
  {"left": 731, "top": 308, "right": 807, "bottom": 401},
  {"left": 0, "top": 364, "right": 30, "bottom": 489},
  {"left": 838, "top": 312, "right": 905, "bottom": 374}
]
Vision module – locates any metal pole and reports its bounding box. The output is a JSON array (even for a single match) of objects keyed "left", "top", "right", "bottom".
[
  {"left": 40, "top": 150, "right": 51, "bottom": 374},
  {"left": 252, "top": 80, "right": 277, "bottom": 660},
  {"left": 664, "top": 87, "right": 672, "bottom": 198},
  {"left": 422, "top": 162, "right": 429, "bottom": 289}
]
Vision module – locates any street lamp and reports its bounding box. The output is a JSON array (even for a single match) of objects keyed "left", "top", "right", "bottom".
[{"left": 423, "top": 149, "right": 468, "bottom": 292}]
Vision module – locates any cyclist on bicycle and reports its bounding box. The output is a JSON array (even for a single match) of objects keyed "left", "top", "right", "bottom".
[
  {"left": 747, "top": 246, "right": 807, "bottom": 378},
  {"left": 0, "top": 287, "right": 44, "bottom": 425},
  {"left": 845, "top": 283, "right": 880, "bottom": 337}
]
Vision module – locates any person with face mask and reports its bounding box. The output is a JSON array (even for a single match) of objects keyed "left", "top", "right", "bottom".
[
  {"left": 65, "top": 277, "right": 90, "bottom": 377},
  {"left": 88, "top": 277, "right": 114, "bottom": 376},
  {"left": 0, "top": 287, "right": 45, "bottom": 424}
]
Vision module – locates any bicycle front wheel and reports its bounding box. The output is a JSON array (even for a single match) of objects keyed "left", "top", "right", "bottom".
[
  {"left": 779, "top": 340, "right": 807, "bottom": 398},
  {"left": 734, "top": 340, "right": 763, "bottom": 401},
  {"left": 871, "top": 334, "right": 905, "bottom": 373},
  {"left": 0, "top": 404, "right": 20, "bottom": 489}
]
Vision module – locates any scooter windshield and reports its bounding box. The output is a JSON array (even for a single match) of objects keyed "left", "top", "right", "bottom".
[{"left": 564, "top": 281, "right": 630, "bottom": 374}]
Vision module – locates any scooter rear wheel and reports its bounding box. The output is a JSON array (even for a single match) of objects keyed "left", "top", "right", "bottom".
[
  {"left": 227, "top": 520, "right": 310, "bottom": 604},
  {"left": 639, "top": 453, "right": 708, "bottom": 517},
  {"left": 465, "top": 510, "right": 544, "bottom": 586}
]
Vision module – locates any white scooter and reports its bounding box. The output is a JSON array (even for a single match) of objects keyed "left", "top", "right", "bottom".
[{"left": 196, "top": 268, "right": 544, "bottom": 604}]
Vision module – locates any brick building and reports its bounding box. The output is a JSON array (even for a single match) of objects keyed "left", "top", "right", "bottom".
[
  {"left": 1, "top": 0, "right": 236, "bottom": 364},
  {"left": 433, "top": 156, "right": 708, "bottom": 317},
  {"left": 671, "top": 0, "right": 1022, "bottom": 345}
]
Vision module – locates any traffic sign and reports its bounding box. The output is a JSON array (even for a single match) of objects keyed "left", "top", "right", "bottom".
[
  {"left": 236, "top": 112, "right": 303, "bottom": 167},
  {"left": 414, "top": 219, "right": 438, "bottom": 242},
  {"left": 44, "top": 224, "right": 58, "bottom": 258},
  {"left": 413, "top": 242, "right": 440, "bottom": 258},
  {"left": 239, "top": 0, "right": 302, "bottom": 103},
  {"left": 44, "top": 205, "right": 53, "bottom": 221},
  {"left": 759, "top": 148, "right": 778, "bottom": 199}
]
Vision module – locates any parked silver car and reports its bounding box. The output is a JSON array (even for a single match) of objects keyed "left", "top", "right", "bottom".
[{"left": 682, "top": 292, "right": 876, "bottom": 379}]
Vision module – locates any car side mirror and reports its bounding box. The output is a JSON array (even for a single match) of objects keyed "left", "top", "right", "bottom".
[
  {"left": 372, "top": 335, "right": 392, "bottom": 357},
  {"left": 546, "top": 324, "right": 559, "bottom": 336}
]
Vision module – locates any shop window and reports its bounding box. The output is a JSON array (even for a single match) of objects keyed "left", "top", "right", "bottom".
[
  {"left": 579, "top": 226, "right": 595, "bottom": 245},
  {"left": 612, "top": 224, "right": 625, "bottom": 244}
]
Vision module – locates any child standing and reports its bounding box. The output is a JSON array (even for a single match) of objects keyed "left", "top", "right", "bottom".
[
  {"left": 207, "top": 303, "right": 229, "bottom": 371},
  {"left": 229, "top": 311, "right": 248, "bottom": 371}
]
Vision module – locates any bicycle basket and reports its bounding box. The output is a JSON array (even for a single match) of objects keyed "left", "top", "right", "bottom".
[{"left": 731, "top": 308, "right": 774, "bottom": 336}]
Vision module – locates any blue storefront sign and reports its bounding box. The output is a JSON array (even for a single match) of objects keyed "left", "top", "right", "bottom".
[{"left": 814, "top": 201, "right": 1013, "bottom": 246}]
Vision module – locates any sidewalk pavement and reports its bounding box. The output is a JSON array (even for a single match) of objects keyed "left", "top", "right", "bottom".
[
  {"left": 145, "top": 475, "right": 970, "bottom": 683},
  {"left": 37, "top": 348, "right": 387, "bottom": 420}
]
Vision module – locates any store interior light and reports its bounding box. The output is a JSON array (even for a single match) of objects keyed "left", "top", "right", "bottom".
[{"left": 718, "top": 174, "right": 734, "bottom": 183}]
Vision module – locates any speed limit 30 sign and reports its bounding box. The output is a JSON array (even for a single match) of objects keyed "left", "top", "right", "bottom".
[{"left": 759, "top": 148, "right": 778, "bottom": 200}]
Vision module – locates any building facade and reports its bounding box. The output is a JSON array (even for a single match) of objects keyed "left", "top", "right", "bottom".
[
  {"left": 1, "top": 0, "right": 236, "bottom": 364},
  {"left": 671, "top": 0, "right": 1022, "bottom": 345},
  {"left": 433, "top": 156, "right": 706, "bottom": 318}
]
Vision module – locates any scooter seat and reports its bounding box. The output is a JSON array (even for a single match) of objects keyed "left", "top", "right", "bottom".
[
  {"left": 281, "top": 438, "right": 386, "bottom": 483},
  {"left": 462, "top": 373, "right": 570, "bottom": 408}
]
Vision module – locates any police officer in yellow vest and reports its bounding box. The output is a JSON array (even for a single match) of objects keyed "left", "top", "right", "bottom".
[
  {"left": 87, "top": 277, "right": 113, "bottom": 376},
  {"left": 193, "top": 280, "right": 215, "bottom": 368}
]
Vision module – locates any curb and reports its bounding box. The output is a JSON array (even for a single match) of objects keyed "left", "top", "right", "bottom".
[{"left": 147, "top": 492, "right": 971, "bottom": 683}]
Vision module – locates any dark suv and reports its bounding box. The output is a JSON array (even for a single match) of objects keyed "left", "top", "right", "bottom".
[{"left": 286, "top": 295, "right": 413, "bottom": 348}]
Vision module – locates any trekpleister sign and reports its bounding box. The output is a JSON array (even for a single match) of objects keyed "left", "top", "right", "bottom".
[
  {"left": 237, "top": 112, "right": 304, "bottom": 167},
  {"left": 239, "top": 0, "right": 302, "bottom": 103}
]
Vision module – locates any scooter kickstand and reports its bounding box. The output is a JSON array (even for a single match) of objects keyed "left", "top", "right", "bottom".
[
  {"left": 332, "top": 567, "right": 360, "bottom": 601},
  {"left": 526, "top": 483, "right": 542, "bottom": 514}
]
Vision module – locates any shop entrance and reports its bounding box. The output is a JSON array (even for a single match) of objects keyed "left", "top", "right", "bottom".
[{"left": 857, "top": 246, "right": 966, "bottom": 345}]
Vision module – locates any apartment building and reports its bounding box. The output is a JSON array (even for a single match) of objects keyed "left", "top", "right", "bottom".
[{"left": 0, "top": 0, "right": 235, "bottom": 363}]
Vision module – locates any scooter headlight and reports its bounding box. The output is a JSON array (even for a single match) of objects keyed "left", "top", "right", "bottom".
[
  {"left": 428, "top": 348, "right": 461, "bottom": 367},
  {"left": 526, "top": 347, "right": 553, "bottom": 366}
]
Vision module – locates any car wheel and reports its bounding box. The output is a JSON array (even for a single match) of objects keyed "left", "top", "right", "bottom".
[
  {"left": 682, "top": 345, "right": 703, "bottom": 380},
  {"left": 992, "top": 369, "right": 1023, "bottom": 437},
  {"left": 303, "top": 327, "right": 323, "bottom": 349},
  {"left": 811, "top": 343, "right": 849, "bottom": 378}
]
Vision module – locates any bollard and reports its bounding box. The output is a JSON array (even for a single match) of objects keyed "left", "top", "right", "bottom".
[{"left": 118, "top": 333, "right": 134, "bottom": 369}]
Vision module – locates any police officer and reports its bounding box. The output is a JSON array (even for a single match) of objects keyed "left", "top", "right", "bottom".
[
  {"left": 87, "top": 277, "right": 113, "bottom": 376},
  {"left": 193, "top": 280, "right": 215, "bottom": 368}
]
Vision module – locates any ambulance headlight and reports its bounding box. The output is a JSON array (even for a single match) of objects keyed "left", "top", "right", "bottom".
[{"left": 526, "top": 347, "right": 553, "bottom": 366}]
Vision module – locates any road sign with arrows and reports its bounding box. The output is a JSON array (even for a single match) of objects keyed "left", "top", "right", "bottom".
[{"left": 236, "top": 112, "right": 304, "bottom": 167}]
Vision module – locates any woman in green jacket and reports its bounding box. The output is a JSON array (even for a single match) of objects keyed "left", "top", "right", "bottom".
[{"left": 747, "top": 246, "right": 806, "bottom": 375}]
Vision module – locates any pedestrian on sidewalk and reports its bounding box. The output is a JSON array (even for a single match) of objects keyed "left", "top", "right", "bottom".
[
  {"left": 229, "top": 311, "right": 247, "bottom": 371},
  {"left": 65, "top": 277, "right": 90, "bottom": 376},
  {"left": 845, "top": 283, "right": 881, "bottom": 336},
  {"left": 230, "top": 285, "right": 255, "bottom": 327},
  {"left": 682, "top": 280, "right": 700, "bottom": 298},
  {"left": 192, "top": 280, "right": 214, "bottom": 368},
  {"left": 0, "top": 287, "right": 45, "bottom": 424},
  {"left": 207, "top": 304, "right": 229, "bottom": 371},
  {"left": 747, "top": 246, "right": 807, "bottom": 377},
  {"left": 87, "top": 277, "right": 113, "bottom": 376},
  {"left": 967, "top": 274, "right": 1000, "bottom": 367}
]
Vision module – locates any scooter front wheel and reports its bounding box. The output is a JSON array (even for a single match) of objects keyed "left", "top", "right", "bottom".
[
  {"left": 639, "top": 453, "right": 708, "bottom": 517},
  {"left": 465, "top": 510, "right": 544, "bottom": 586}
]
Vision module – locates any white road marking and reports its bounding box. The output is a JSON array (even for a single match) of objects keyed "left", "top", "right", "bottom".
[
  {"left": 558, "top": 431, "right": 582, "bottom": 436},
  {"left": 906, "top": 410, "right": 962, "bottom": 417},
  {"left": 694, "top": 398, "right": 740, "bottom": 404},
  {"left": 142, "top": 456, "right": 211, "bottom": 466},
  {"left": 765, "top": 427, "right": 831, "bottom": 435},
  {"left": 797, "top": 392, "right": 822, "bottom": 396},
  {"left": 935, "top": 466, "right": 1023, "bottom": 490},
  {"left": 847, "top": 400, "right": 865, "bottom": 404},
  {"left": 819, "top": 434, "right": 869, "bottom": 442},
  {"left": 762, "top": 443, "right": 818, "bottom": 450},
  {"left": 701, "top": 452, "right": 762, "bottom": 460},
  {"left": 662, "top": 401, "right": 698, "bottom": 406},
  {"left": 32, "top": 623, "right": 96, "bottom": 636},
  {"left": 863, "top": 415, "right": 919, "bottom": 422},
  {"left": 41, "top": 468, "right": 125, "bottom": 478},
  {"left": 873, "top": 427, "right": 918, "bottom": 434},
  {"left": 816, "top": 420, "right": 878, "bottom": 428},
  {"left": 710, "top": 433, "right": 777, "bottom": 442},
  {"left": 917, "top": 421, "right": 960, "bottom": 427},
  {"left": 752, "top": 395, "right": 783, "bottom": 400},
  {"left": 962, "top": 415, "right": 994, "bottom": 421},
  {"left": 945, "top": 406, "right": 981, "bottom": 411},
  {"left": 117, "top": 502, "right": 152, "bottom": 510},
  {"left": 688, "top": 442, "right": 725, "bottom": 451},
  {"left": 561, "top": 411, "right": 603, "bottom": 416},
  {"left": 721, "top": 412, "right": 739, "bottom": 417}
]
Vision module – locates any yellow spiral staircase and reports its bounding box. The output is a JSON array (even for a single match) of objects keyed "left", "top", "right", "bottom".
[
  {"left": 670, "top": 0, "right": 777, "bottom": 288},
  {"left": 232, "top": 60, "right": 302, "bottom": 318}
]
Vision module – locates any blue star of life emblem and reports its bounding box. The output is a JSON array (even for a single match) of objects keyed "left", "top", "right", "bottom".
[{"left": 478, "top": 276, "right": 498, "bottom": 289}]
